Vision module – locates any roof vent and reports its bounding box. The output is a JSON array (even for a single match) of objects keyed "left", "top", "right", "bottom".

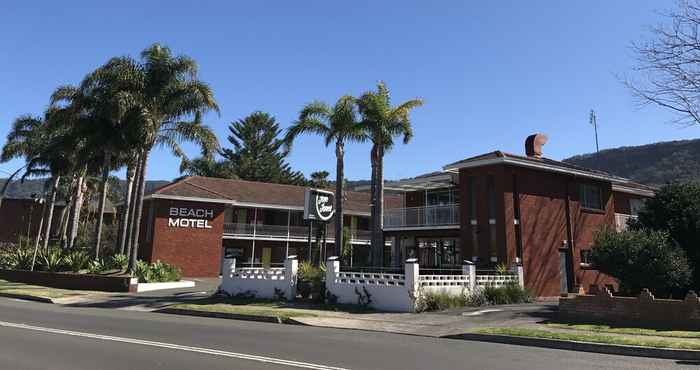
[{"left": 525, "top": 133, "right": 547, "bottom": 158}]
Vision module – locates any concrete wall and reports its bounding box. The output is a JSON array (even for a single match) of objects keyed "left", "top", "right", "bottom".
[{"left": 220, "top": 257, "right": 297, "bottom": 300}]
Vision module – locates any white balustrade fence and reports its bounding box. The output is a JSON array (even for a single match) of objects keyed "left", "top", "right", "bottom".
[
  {"left": 220, "top": 256, "right": 298, "bottom": 300},
  {"left": 218, "top": 255, "right": 524, "bottom": 312}
]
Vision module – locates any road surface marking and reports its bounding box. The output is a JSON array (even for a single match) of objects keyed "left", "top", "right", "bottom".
[
  {"left": 0, "top": 320, "right": 349, "bottom": 370},
  {"left": 463, "top": 309, "right": 503, "bottom": 316}
]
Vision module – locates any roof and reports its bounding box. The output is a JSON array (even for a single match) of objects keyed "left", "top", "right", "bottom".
[
  {"left": 146, "top": 176, "right": 403, "bottom": 215},
  {"left": 443, "top": 150, "right": 656, "bottom": 196}
]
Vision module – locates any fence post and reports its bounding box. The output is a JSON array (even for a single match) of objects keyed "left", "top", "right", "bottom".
[
  {"left": 463, "top": 260, "right": 476, "bottom": 291},
  {"left": 284, "top": 255, "right": 298, "bottom": 301},
  {"left": 512, "top": 262, "right": 524, "bottom": 288},
  {"left": 327, "top": 256, "right": 339, "bottom": 294},
  {"left": 405, "top": 258, "right": 419, "bottom": 312}
]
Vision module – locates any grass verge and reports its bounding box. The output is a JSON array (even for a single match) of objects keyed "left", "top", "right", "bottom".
[
  {"left": 547, "top": 323, "right": 700, "bottom": 339},
  {"left": 0, "top": 279, "right": 96, "bottom": 299},
  {"left": 473, "top": 327, "right": 700, "bottom": 350}
]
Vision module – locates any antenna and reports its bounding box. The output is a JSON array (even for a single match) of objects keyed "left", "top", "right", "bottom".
[{"left": 589, "top": 110, "right": 599, "bottom": 153}]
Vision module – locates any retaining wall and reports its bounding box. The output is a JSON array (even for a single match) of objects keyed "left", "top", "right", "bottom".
[{"left": 0, "top": 269, "right": 134, "bottom": 292}]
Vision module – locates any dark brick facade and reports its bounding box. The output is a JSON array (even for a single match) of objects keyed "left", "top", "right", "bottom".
[
  {"left": 0, "top": 198, "right": 65, "bottom": 244},
  {"left": 139, "top": 199, "right": 225, "bottom": 277}
]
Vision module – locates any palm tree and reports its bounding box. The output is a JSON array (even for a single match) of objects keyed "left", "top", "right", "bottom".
[
  {"left": 126, "top": 43, "right": 220, "bottom": 271},
  {"left": 357, "top": 82, "right": 423, "bottom": 266},
  {"left": 73, "top": 56, "right": 144, "bottom": 258},
  {"left": 284, "top": 96, "right": 366, "bottom": 258},
  {"left": 0, "top": 115, "right": 44, "bottom": 210}
]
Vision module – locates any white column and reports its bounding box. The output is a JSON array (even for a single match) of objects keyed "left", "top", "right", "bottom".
[
  {"left": 326, "top": 256, "right": 340, "bottom": 296},
  {"left": 221, "top": 258, "right": 236, "bottom": 293},
  {"left": 513, "top": 262, "right": 524, "bottom": 288},
  {"left": 405, "top": 258, "right": 420, "bottom": 312},
  {"left": 251, "top": 208, "right": 257, "bottom": 266},
  {"left": 285, "top": 209, "right": 291, "bottom": 257},
  {"left": 463, "top": 260, "right": 476, "bottom": 291},
  {"left": 284, "top": 255, "right": 298, "bottom": 301}
]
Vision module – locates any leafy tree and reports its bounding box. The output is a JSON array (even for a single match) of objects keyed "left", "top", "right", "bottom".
[
  {"left": 309, "top": 171, "right": 330, "bottom": 188},
  {"left": 284, "top": 97, "right": 366, "bottom": 257},
  {"left": 631, "top": 182, "right": 700, "bottom": 289},
  {"left": 179, "top": 156, "right": 237, "bottom": 179},
  {"left": 357, "top": 82, "right": 422, "bottom": 265},
  {"left": 223, "top": 111, "right": 306, "bottom": 185},
  {"left": 590, "top": 228, "right": 692, "bottom": 297}
]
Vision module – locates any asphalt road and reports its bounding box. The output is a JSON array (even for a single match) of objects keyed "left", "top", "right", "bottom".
[{"left": 0, "top": 298, "right": 693, "bottom": 370}]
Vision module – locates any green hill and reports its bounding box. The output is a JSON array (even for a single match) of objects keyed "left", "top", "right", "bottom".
[{"left": 564, "top": 139, "right": 700, "bottom": 186}]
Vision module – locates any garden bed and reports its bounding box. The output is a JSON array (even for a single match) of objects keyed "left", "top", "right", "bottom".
[{"left": 0, "top": 268, "right": 133, "bottom": 292}]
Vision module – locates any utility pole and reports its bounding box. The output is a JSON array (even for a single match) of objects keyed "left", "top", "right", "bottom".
[{"left": 589, "top": 110, "right": 599, "bottom": 153}]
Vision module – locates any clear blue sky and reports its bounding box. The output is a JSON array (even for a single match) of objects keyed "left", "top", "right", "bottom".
[{"left": 1, "top": 1, "right": 697, "bottom": 181}]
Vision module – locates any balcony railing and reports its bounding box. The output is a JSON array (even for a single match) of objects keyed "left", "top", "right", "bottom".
[
  {"left": 384, "top": 204, "right": 460, "bottom": 229},
  {"left": 223, "top": 223, "right": 371, "bottom": 242},
  {"left": 615, "top": 213, "right": 637, "bottom": 232}
]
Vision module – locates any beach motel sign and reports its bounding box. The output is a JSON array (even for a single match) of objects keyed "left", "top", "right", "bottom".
[
  {"left": 168, "top": 207, "right": 214, "bottom": 229},
  {"left": 303, "top": 188, "right": 335, "bottom": 222}
]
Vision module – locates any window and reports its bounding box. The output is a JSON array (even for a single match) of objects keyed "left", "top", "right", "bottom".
[
  {"left": 630, "top": 198, "right": 646, "bottom": 216},
  {"left": 580, "top": 249, "right": 593, "bottom": 267},
  {"left": 580, "top": 183, "right": 603, "bottom": 211}
]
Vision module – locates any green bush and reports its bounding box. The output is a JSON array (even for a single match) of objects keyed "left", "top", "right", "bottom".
[
  {"left": 590, "top": 229, "right": 692, "bottom": 297},
  {"left": 483, "top": 283, "right": 534, "bottom": 305},
  {"left": 38, "top": 248, "right": 66, "bottom": 272},
  {"left": 108, "top": 254, "right": 129, "bottom": 271},
  {"left": 632, "top": 183, "right": 700, "bottom": 290},
  {"left": 133, "top": 260, "right": 181, "bottom": 283},
  {"left": 419, "top": 290, "right": 469, "bottom": 312},
  {"left": 86, "top": 259, "right": 105, "bottom": 274},
  {"left": 9, "top": 248, "right": 34, "bottom": 270},
  {"left": 63, "top": 250, "right": 91, "bottom": 272},
  {"left": 297, "top": 261, "right": 325, "bottom": 300}
]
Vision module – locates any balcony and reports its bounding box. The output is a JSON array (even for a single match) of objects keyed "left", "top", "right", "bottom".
[
  {"left": 615, "top": 213, "right": 637, "bottom": 232},
  {"left": 223, "top": 223, "right": 371, "bottom": 243},
  {"left": 384, "top": 204, "right": 460, "bottom": 230}
]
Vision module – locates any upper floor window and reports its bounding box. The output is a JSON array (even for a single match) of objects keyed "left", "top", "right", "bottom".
[
  {"left": 580, "top": 183, "right": 603, "bottom": 211},
  {"left": 426, "top": 188, "right": 459, "bottom": 206},
  {"left": 629, "top": 198, "right": 646, "bottom": 216}
]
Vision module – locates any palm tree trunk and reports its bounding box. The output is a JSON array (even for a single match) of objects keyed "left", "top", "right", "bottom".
[
  {"left": 93, "top": 151, "right": 111, "bottom": 258},
  {"left": 68, "top": 174, "right": 85, "bottom": 249},
  {"left": 334, "top": 141, "right": 344, "bottom": 258},
  {"left": 31, "top": 197, "right": 47, "bottom": 271},
  {"left": 375, "top": 145, "right": 385, "bottom": 267},
  {"left": 41, "top": 176, "right": 61, "bottom": 251},
  {"left": 370, "top": 144, "right": 383, "bottom": 266},
  {"left": 118, "top": 163, "right": 135, "bottom": 255},
  {"left": 125, "top": 155, "right": 142, "bottom": 259},
  {"left": 128, "top": 151, "right": 149, "bottom": 272}
]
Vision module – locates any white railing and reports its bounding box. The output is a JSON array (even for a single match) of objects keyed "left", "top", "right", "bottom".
[
  {"left": 233, "top": 267, "right": 286, "bottom": 280},
  {"left": 220, "top": 258, "right": 297, "bottom": 300},
  {"left": 335, "top": 271, "right": 406, "bottom": 286},
  {"left": 419, "top": 274, "right": 471, "bottom": 288},
  {"left": 615, "top": 213, "right": 637, "bottom": 232},
  {"left": 223, "top": 222, "right": 371, "bottom": 242},
  {"left": 384, "top": 204, "right": 460, "bottom": 229}
]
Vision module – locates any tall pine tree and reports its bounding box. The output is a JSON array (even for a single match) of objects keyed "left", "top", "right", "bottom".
[{"left": 221, "top": 111, "right": 306, "bottom": 185}]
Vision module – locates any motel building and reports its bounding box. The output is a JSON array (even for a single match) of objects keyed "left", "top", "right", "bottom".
[{"left": 0, "top": 134, "right": 655, "bottom": 297}]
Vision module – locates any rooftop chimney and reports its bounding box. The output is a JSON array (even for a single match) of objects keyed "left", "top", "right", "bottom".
[{"left": 525, "top": 133, "right": 547, "bottom": 158}]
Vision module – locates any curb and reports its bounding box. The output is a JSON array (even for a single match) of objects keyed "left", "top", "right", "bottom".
[
  {"left": 0, "top": 292, "right": 54, "bottom": 304},
  {"left": 155, "top": 307, "right": 306, "bottom": 325},
  {"left": 446, "top": 333, "right": 700, "bottom": 361}
]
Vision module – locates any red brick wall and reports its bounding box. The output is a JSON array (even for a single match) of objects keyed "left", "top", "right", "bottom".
[
  {"left": 458, "top": 164, "right": 618, "bottom": 297},
  {"left": 405, "top": 190, "right": 424, "bottom": 208},
  {"left": 145, "top": 199, "right": 224, "bottom": 277},
  {"left": 0, "top": 199, "right": 65, "bottom": 244}
]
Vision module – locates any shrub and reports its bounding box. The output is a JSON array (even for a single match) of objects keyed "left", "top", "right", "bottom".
[
  {"left": 38, "top": 248, "right": 66, "bottom": 272},
  {"left": 632, "top": 183, "right": 700, "bottom": 289},
  {"left": 9, "top": 247, "right": 34, "bottom": 270},
  {"left": 418, "top": 290, "right": 469, "bottom": 312},
  {"left": 64, "top": 250, "right": 91, "bottom": 272},
  {"left": 590, "top": 228, "right": 692, "bottom": 297},
  {"left": 297, "top": 261, "right": 325, "bottom": 300},
  {"left": 483, "top": 283, "right": 534, "bottom": 305},
  {"left": 87, "top": 259, "right": 105, "bottom": 274},
  {"left": 108, "top": 254, "right": 129, "bottom": 271},
  {"left": 133, "top": 260, "right": 181, "bottom": 283}
]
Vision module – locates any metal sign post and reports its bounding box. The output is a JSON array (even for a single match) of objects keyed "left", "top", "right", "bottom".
[{"left": 303, "top": 188, "right": 335, "bottom": 266}]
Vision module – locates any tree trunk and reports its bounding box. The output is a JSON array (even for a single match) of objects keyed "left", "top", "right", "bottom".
[
  {"left": 334, "top": 141, "right": 344, "bottom": 259},
  {"left": 125, "top": 155, "right": 142, "bottom": 259},
  {"left": 31, "top": 198, "right": 47, "bottom": 271},
  {"left": 41, "top": 176, "right": 61, "bottom": 252},
  {"left": 128, "top": 152, "right": 149, "bottom": 272},
  {"left": 118, "top": 163, "right": 135, "bottom": 255},
  {"left": 370, "top": 144, "right": 384, "bottom": 266},
  {"left": 369, "top": 144, "right": 377, "bottom": 266},
  {"left": 375, "top": 145, "right": 385, "bottom": 267},
  {"left": 93, "top": 151, "right": 111, "bottom": 258},
  {"left": 68, "top": 174, "right": 85, "bottom": 249}
]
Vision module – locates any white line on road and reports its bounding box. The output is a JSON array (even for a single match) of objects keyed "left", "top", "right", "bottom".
[
  {"left": 463, "top": 309, "right": 503, "bottom": 316},
  {"left": 0, "top": 320, "right": 350, "bottom": 370}
]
